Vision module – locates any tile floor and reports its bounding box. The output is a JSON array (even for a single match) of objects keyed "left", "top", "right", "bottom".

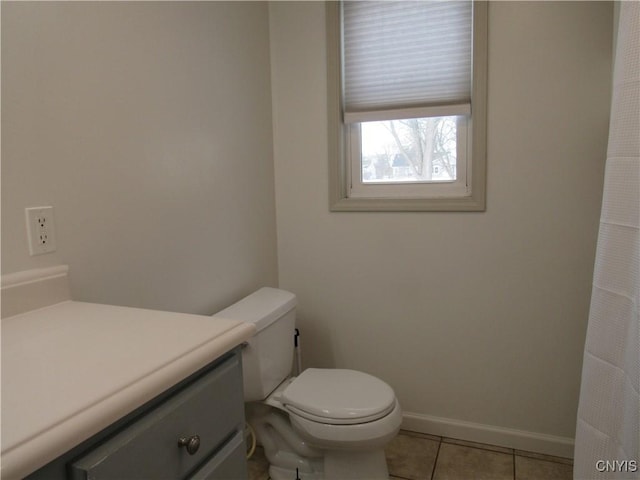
[{"left": 247, "top": 430, "right": 573, "bottom": 480}]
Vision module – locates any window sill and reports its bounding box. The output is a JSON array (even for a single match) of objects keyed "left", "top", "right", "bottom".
[{"left": 329, "top": 194, "right": 486, "bottom": 212}]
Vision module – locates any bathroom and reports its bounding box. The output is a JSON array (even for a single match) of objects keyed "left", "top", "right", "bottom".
[{"left": 2, "top": 1, "right": 636, "bottom": 479}]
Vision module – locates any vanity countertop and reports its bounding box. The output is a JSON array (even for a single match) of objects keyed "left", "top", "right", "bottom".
[{"left": 1, "top": 300, "right": 255, "bottom": 479}]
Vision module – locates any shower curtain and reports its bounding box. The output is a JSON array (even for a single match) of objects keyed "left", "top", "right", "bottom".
[{"left": 574, "top": 2, "right": 639, "bottom": 480}]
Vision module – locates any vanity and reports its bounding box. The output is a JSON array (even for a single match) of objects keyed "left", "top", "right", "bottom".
[{"left": 1, "top": 266, "right": 255, "bottom": 480}]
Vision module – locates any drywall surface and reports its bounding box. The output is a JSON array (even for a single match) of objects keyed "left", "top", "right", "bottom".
[
  {"left": 2, "top": 2, "right": 278, "bottom": 314},
  {"left": 270, "top": 1, "right": 612, "bottom": 441}
]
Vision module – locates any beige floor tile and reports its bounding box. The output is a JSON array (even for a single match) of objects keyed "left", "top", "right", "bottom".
[
  {"left": 515, "top": 455, "right": 573, "bottom": 480},
  {"left": 385, "top": 432, "right": 440, "bottom": 479},
  {"left": 433, "top": 443, "right": 514, "bottom": 480},
  {"left": 248, "top": 446, "right": 270, "bottom": 480}
]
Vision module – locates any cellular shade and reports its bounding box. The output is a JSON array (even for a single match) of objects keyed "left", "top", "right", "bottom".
[{"left": 342, "top": 0, "right": 472, "bottom": 123}]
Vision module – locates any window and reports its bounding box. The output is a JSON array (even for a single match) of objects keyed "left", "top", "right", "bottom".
[{"left": 327, "top": 1, "right": 488, "bottom": 211}]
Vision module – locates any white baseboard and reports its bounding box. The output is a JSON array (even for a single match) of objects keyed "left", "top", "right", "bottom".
[{"left": 402, "top": 411, "right": 575, "bottom": 459}]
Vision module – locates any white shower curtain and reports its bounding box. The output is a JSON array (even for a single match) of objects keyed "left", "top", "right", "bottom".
[{"left": 574, "top": 2, "right": 640, "bottom": 480}]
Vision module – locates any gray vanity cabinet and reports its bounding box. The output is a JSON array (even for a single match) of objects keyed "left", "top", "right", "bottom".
[{"left": 27, "top": 350, "right": 248, "bottom": 480}]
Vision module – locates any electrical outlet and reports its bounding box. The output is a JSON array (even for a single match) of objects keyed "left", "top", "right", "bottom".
[{"left": 25, "top": 206, "right": 57, "bottom": 255}]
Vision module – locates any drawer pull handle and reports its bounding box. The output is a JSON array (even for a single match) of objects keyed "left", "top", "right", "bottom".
[{"left": 178, "top": 435, "right": 201, "bottom": 455}]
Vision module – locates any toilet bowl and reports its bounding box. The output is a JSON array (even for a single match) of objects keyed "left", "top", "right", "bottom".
[
  {"left": 282, "top": 368, "right": 401, "bottom": 448},
  {"left": 213, "top": 288, "right": 402, "bottom": 480}
]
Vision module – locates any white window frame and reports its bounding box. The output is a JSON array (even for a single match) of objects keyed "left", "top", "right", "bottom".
[
  {"left": 327, "top": 1, "right": 488, "bottom": 212},
  {"left": 348, "top": 117, "right": 469, "bottom": 199}
]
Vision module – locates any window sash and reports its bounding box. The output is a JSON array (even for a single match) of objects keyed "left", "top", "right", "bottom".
[{"left": 348, "top": 117, "right": 470, "bottom": 199}]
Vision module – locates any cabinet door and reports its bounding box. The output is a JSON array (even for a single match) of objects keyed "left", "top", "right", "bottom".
[
  {"left": 189, "top": 430, "right": 248, "bottom": 480},
  {"left": 70, "top": 354, "right": 245, "bottom": 480}
]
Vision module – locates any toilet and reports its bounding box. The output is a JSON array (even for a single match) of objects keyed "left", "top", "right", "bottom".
[{"left": 214, "top": 287, "right": 402, "bottom": 480}]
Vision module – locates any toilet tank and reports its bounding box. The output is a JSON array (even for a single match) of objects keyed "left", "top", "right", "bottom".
[{"left": 213, "top": 287, "right": 297, "bottom": 401}]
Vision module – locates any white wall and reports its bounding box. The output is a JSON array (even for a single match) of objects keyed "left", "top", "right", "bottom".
[
  {"left": 1, "top": 2, "right": 278, "bottom": 314},
  {"left": 269, "top": 1, "right": 612, "bottom": 452}
]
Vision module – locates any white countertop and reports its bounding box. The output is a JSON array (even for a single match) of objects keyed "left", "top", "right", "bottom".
[{"left": 1, "top": 300, "right": 255, "bottom": 479}]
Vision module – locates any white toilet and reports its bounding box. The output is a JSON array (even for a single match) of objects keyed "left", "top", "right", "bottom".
[{"left": 214, "top": 287, "right": 402, "bottom": 480}]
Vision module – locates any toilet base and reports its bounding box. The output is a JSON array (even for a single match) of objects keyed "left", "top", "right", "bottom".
[
  {"left": 247, "top": 401, "right": 393, "bottom": 480},
  {"left": 268, "top": 449, "right": 388, "bottom": 480},
  {"left": 269, "top": 465, "right": 323, "bottom": 480},
  {"left": 324, "top": 449, "right": 389, "bottom": 479}
]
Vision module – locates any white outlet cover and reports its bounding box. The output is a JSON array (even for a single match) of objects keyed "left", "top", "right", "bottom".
[{"left": 25, "top": 206, "right": 57, "bottom": 256}]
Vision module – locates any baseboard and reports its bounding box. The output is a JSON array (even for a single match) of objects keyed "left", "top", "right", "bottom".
[{"left": 402, "top": 411, "right": 575, "bottom": 459}]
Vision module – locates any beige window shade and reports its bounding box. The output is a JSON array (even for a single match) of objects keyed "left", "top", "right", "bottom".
[{"left": 342, "top": 0, "right": 472, "bottom": 124}]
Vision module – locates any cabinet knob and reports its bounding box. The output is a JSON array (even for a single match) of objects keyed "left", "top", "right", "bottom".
[{"left": 178, "top": 435, "right": 201, "bottom": 455}]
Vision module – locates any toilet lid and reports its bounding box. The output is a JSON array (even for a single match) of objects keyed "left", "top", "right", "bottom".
[{"left": 281, "top": 368, "right": 396, "bottom": 425}]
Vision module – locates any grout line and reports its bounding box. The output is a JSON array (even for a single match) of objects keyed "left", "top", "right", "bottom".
[
  {"left": 439, "top": 434, "right": 572, "bottom": 465},
  {"left": 514, "top": 452, "right": 574, "bottom": 467},
  {"left": 514, "top": 450, "right": 573, "bottom": 465},
  {"left": 513, "top": 451, "right": 516, "bottom": 480},
  {"left": 441, "top": 440, "right": 513, "bottom": 456},
  {"left": 430, "top": 439, "right": 443, "bottom": 480}
]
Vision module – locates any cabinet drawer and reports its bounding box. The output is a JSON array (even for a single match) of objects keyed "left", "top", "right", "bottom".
[
  {"left": 189, "top": 430, "right": 247, "bottom": 480},
  {"left": 70, "top": 354, "right": 245, "bottom": 480}
]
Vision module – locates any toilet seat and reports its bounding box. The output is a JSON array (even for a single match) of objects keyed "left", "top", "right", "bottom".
[
  {"left": 282, "top": 369, "right": 396, "bottom": 425},
  {"left": 289, "top": 399, "right": 403, "bottom": 449}
]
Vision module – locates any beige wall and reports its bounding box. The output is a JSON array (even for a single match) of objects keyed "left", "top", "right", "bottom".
[
  {"left": 269, "top": 0, "right": 612, "bottom": 447},
  {"left": 1, "top": 2, "right": 278, "bottom": 314}
]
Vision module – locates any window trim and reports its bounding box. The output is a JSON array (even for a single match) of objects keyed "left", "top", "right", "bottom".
[{"left": 327, "top": 1, "right": 488, "bottom": 212}]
